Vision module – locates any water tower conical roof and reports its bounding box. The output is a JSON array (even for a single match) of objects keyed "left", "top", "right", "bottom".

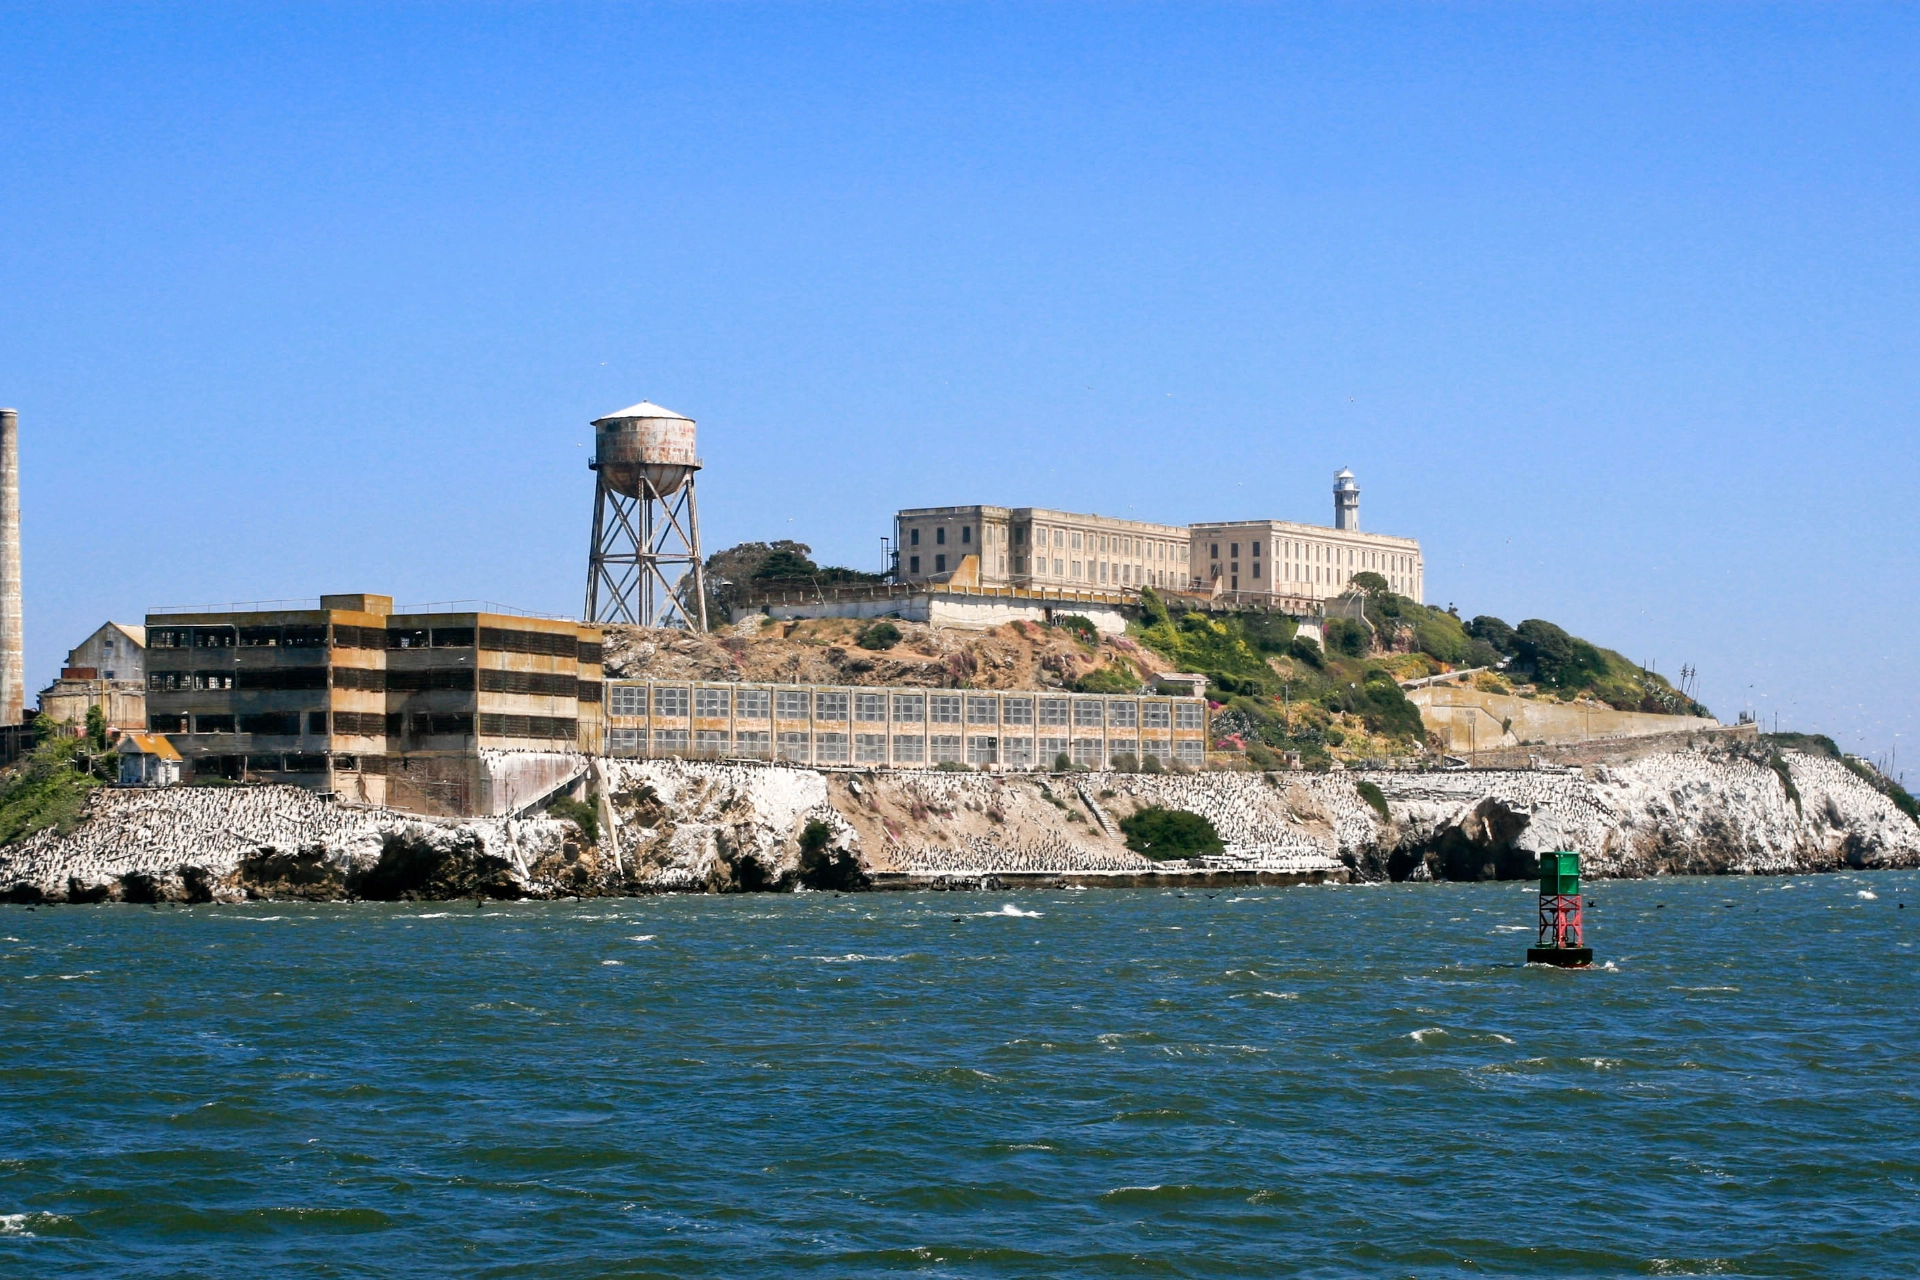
[{"left": 592, "top": 401, "right": 691, "bottom": 425}]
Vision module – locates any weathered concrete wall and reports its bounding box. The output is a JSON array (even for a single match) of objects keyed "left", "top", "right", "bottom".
[
  {"left": 738, "top": 595, "right": 1132, "bottom": 635},
  {"left": 1408, "top": 684, "right": 1719, "bottom": 752}
]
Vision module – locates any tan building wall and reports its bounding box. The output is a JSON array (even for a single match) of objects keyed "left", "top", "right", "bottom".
[
  {"left": 1190, "top": 519, "right": 1424, "bottom": 605},
  {"left": 895, "top": 506, "right": 1190, "bottom": 593},
  {"left": 1407, "top": 685, "right": 1718, "bottom": 754}
]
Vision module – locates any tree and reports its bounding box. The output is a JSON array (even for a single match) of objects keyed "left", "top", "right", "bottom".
[
  {"left": 1467, "top": 616, "right": 1517, "bottom": 654},
  {"left": 84, "top": 704, "right": 107, "bottom": 752},
  {"left": 1324, "top": 617, "right": 1370, "bottom": 658},
  {"left": 1514, "top": 619, "right": 1604, "bottom": 688},
  {"left": 1351, "top": 571, "right": 1389, "bottom": 595},
  {"left": 857, "top": 621, "right": 902, "bottom": 651}
]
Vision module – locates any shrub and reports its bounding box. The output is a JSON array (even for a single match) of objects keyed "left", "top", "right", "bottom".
[
  {"left": 1355, "top": 780, "right": 1390, "bottom": 821},
  {"left": 1290, "top": 636, "right": 1323, "bottom": 667},
  {"left": 0, "top": 719, "right": 101, "bottom": 846},
  {"left": 1324, "top": 618, "right": 1370, "bottom": 658},
  {"left": 1242, "top": 612, "right": 1298, "bottom": 653},
  {"left": 84, "top": 705, "right": 108, "bottom": 752},
  {"left": 1412, "top": 615, "right": 1469, "bottom": 665},
  {"left": 1118, "top": 806, "right": 1225, "bottom": 860},
  {"left": 857, "top": 621, "right": 902, "bottom": 651},
  {"left": 1055, "top": 615, "right": 1099, "bottom": 645},
  {"left": 934, "top": 760, "right": 972, "bottom": 772},
  {"left": 1054, "top": 752, "right": 1072, "bottom": 771},
  {"left": 547, "top": 794, "right": 600, "bottom": 843},
  {"left": 1108, "top": 754, "right": 1139, "bottom": 774},
  {"left": 1073, "top": 663, "right": 1137, "bottom": 694}
]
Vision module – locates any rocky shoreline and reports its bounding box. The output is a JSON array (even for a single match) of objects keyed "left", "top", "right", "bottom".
[{"left": 2, "top": 743, "right": 1916, "bottom": 904}]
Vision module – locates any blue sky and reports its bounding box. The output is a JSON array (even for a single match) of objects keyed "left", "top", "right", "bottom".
[{"left": 2, "top": 3, "right": 1915, "bottom": 766}]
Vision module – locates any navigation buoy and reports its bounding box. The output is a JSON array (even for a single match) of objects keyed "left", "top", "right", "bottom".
[{"left": 1527, "top": 850, "right": 1593, "bottom": 968}]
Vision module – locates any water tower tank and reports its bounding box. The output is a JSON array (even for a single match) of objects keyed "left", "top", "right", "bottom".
[{"left": 591, "top": 401, "right": 699, "bottom": 497}]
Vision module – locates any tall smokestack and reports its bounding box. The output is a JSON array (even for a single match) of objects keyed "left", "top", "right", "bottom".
[{"left": 0, "top": 408, "right": 22, "bottom": 727}]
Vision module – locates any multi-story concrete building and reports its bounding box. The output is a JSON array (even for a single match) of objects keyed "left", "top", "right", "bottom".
[
  {"left": 143, "top": 594, "right": 602, "bottom": 814},
  {"left": 604, "top": 678, "right": 1208, "bottom": 770},
  {"left": 1190, "top": 469, "right": 1423, "bottom": 604},
  {"left": 897, "top": 469, "right": 1424, "bottom": 613},
  {"left": 893, "top": 505, "right": 1191, "bottom": 593}
]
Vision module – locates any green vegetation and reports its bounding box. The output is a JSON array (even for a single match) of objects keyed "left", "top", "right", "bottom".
[
  {"left": 1118, "top": 806, "right": 1225, "bottom": 861},
  {"left": 696, "top": 541, "right": 886, "bottom": 628},
  {"left": 1072, "top": 663, "right": 1137, "bottom": 694},
  {"left": 0, "top": 719, "right": 102, "bottom": 846},
  {"left": 546, "top": 793, "right": 600, "bottom": 844},
  {"left": 1355, "top": 780, "right": 1390, "bottom": 821},
  {"left": 1766, "top": 754, "right": 1802, "bottom": 815},
  {"left": 1323, "top": 617, "right": 1369, "bottom": 658},
  {"left": 856, "top": 620, "right": 902, "bottom": 651},
  {"left": 1054, "top": 615, "right": 1099, "bottom": 645},
  {"left": 934, "top": 760, "right": 973, "bottom": 772}
]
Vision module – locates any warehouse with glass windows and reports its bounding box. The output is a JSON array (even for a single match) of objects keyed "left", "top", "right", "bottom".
[{"left": 603, "top": 680, "right": 1207, "bottom": 769}]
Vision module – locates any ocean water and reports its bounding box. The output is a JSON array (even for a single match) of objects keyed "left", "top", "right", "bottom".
[{"left": 2, "top": 872, "right": 1917, "bottom": 1278}]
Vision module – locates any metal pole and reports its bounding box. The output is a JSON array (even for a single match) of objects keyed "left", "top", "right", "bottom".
[{"left": 0, "top": 409, "right": 23, "bottom": 726}]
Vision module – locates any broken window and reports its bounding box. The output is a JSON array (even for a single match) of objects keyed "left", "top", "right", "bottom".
[
  {"left": 609, "top": 728, "right": 643, "bottom": 755},
  {"left": 1108, "top": 701, "right": 1138, "bottom": 729},
  {"left": 1141, "top": 702, "right": 1172, "bottom": 729},
  {"left": 1071, "top": 738, "right": 1103, "bottom": 765},
  {"left": 238, "top": 626, "right": 281, "bottom": 647},
  {"left": 1002, "top": 737, "right": 1034, "bottom": 767},
  {"left": 1038, "top": 736, "right": 1067, "bottom": 760},
  {"left": 966, "top": 736, "right": 997, "bottom": 765},
  {"left": 653, "top": 686, "right": 690, "bottom": 718},
  {"left": 577, "top": 641, "right": 604, "bottom": 666},
  {"left": 694, "top": 687, "right": 730, "bottom": 718},
  {"left": 1175, "top": 704, "right": 1205, "bottom": 730},
  {"left": 238, "top": 713, "right": 302, "bottom": 736},
  {"left": 193, "top": 714, "right": 235, "bottom": 734},
  {"left": 307, "top": 711, "right": 329, "bottom": 735},
  {"left": 652, "top": 728, "right": 690, "bottom": 756},
  {"left": 282, "top": 626, "right": 328, "bottom": 648},
  {"left": 431, "top": 627, "right": 475, "bottom": 648},
  {"left": 387, "top": 628, "right": 430, "bottom": 649},
  {"left": 928, "top": 734, "right": 963, "bottom": 763},
  {"left": 148, "top": 714, "right": 187, "bottom": 733}
]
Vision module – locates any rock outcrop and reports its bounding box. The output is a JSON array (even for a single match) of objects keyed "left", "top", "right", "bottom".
[{"left": 3, "top": 747, "right": 1914, "bottom": 902}]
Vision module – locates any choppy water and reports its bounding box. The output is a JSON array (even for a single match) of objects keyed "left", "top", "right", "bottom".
[{"left": 2, "top": 872, "right": 1917, "bottom": 1278}]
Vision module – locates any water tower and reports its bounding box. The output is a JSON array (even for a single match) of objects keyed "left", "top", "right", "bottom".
[{"left": 583, "top": 401, "right": 708, "bottom": 629}]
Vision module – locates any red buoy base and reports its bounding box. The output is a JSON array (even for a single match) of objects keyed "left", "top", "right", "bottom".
[{"left": 1527, "top": 946, "right": 1594, "bottom": 968}]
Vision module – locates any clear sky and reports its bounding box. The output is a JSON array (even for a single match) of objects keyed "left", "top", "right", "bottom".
[{"left": 3, "top": 3, "right": 1915, "bottom": 768}]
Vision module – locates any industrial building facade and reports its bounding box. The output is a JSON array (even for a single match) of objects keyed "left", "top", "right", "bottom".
[
  {"left": 603, "top": 680, "right": 1208, "bottom": 769},
  {"left": 143, "top": 594, "right": 603, "bottom": 813},
  {"left": 894, "top": 506, "right": 1192, "bottom": 593}
]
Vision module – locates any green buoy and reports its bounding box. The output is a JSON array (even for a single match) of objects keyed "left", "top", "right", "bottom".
[{"left": 1527, "top": 850, "right": 1593, "bottom": 968}]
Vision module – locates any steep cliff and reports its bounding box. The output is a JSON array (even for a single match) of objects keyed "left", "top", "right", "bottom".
[{"left": 3, "top": 748, "right": 1914, "bottom": 902}]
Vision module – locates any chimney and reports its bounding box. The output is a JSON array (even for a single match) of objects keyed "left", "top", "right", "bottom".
[{"left": 0, "top": 409, "right": 21, "bottom": 726}]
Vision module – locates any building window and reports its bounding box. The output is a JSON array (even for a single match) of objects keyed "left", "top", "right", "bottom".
[
  {"left": 737, "top": 689, "right": 770, "bottom": 719},
  {"left": 776, "top": 731, "right": 810, "bottom": 762},
  {"left": 610, "top": 685, "right": 645, "bottom": 716},
  {"left": 694, "top": 687, "right": 730, "bottom": 718},
  {"left": 734, "top": 730, "right": 771, "bottom": 758},
  {"left": 936, "top": 527, "right": 946, "bottom": 545},
  {"left": 1054, "top": 529, "right": 1064, "bottom": 546},
  {"left": 1003, "top": 697, "right": 1033, "bottom": 725},
  {"left": 1109, "top": 701, "right": 1137, "bottom": 729},
  {"left": 929, "top": 694, "right": 961, "bottom": 724},
  {"left": 966, "top": 736, "right": 998, "bottom": 765},
  {"left": 1251, "top": 541, "right": 1260, "bottom": 557},
  {"left": 1071, "top": 561, "right": 1081, "bottom": 578},
  {"left": 910, "top": 528, "right": 920, "bottom": 545},
  {"left": 1142, "top": 702, "right": 1171, "bottom": 729},
  {"left": 1231, "top": 542, "right": 1239, "bottom": 557},
  {"left": 776, "top": 690, "right": 810, "bottom": 719},
  {"left": 1071, "top": 532, "right": 1082, "bottom": 550},
  {"left": 1015, "top": 527, "right": 1026, "bottom": 544},
  {"left": 892, "top": 734, "right": 925, "bottom": 763},
  {"left": 1071, "top": 739, "right": 1103, "bottom": 766},
  {"left": 1175, "top": 703, "right": 1205, "bottom": 730},
  {"left": 1253, "top": 562, "right": 1262, "bottom": 579},
  {"left": 854, "top": 693, "right": 887, "bottom": 722},
  {"left": 653, "top": 686, "right": 690, "bottom": 718},
  {"left": 910, "top": 556, "right": 920, "bottom": 574},
  {"left": 1039, "top": 698, "right": 1069, "bottom": 726},
  {"left": 929, "top": 735, "right": 963, "bottom": 763},
  {"left": 1003, "top": 737, "right": 1034, "bottom": 767},
  {"left": 1054, "top": 559, "right": 1063, "bottom": 575},
  {"left": 935, "top": 554, "right": 946, "bottom": 573},
  {"left": 1072, "top": 700, "right": 1104, "bottom": 728},
  {"left": 892, "top": 693, "right": 924, "bottom": 721},
  {"left": 1210, "top": 543, "right": 1219, "bottom": 559},
  {"left": 855, "top": 733, "right": 887, "bottom": 763},
  {"left": 815, "top": 732, "right": 849, "bottom": 763},
  {"left": 694, "top": 729, "right": 729, "bottom": 756},
  {"left": 966, "top": 696, "right": 997, "bottom": 724},
  {"left": 961, "top": 526, "right": 971, "bottom": 544}
]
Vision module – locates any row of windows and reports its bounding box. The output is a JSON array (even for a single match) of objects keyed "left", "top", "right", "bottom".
[
  {"left": 608, "top": 686, "right": 1201, "bottom": 730},
  {"left": 1209, "top": 539, "right": 1418, "bottom": 576},
  {"left": 606, "top": 727, "right": 1207, "bottom": 767},
  {"left": 150, "top": 625, "right": 601, "bottom": 664},
  {"left": 150, "top": 709, "right": 579, "bottom": 740},
  {"left": 148, "top": 666, "right": 601, "bottom": 700}
]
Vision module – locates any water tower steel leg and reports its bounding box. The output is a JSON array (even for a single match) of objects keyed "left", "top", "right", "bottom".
[
  {"left": 585, "top": 477, "right": 609, "bottom": 622},
  {"left": 683, "top": 479, "right": 707, "bottom": 630}
]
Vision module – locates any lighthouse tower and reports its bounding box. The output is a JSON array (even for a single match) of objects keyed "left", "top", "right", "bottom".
[{"left": 1333, "top": 468, "right": 1360, "bottom": 532}]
